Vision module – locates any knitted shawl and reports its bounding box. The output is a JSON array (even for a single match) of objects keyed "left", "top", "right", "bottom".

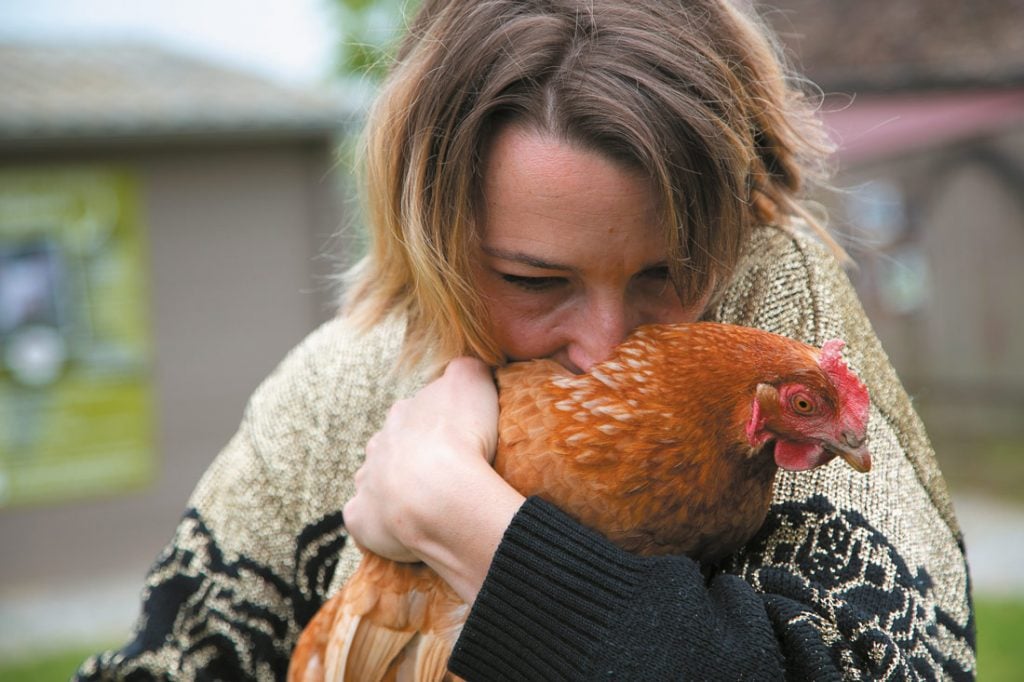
[{"left": 76, "top": 227, "right": 975, "bottom": 680}]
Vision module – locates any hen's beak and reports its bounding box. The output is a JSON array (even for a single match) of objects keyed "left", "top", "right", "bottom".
[{"left": 826, "top": 430, "right": 871, "bottom": 473}]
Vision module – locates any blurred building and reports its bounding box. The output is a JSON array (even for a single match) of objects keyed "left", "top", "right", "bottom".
[
  {"left": 765, "top": 0, "right": 1024, "bottom": 446},
  {"left": 0, "top": 42, "right": 354, "bottom": 652}
]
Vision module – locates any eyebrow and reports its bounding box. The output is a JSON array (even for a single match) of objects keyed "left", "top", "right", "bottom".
[
  {"left": 480, "top": 245, "right": 574, "bottom": 272},
  {"left": 481, "top": 245, "right": 673, "bottom": 278}
]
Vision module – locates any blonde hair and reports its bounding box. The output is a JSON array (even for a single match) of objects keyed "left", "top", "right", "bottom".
[{"left": 344, "top": 0, "right": 836, "bottom": 372}]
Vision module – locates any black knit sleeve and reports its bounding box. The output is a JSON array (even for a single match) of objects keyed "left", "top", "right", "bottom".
[
  {"left": 450, "top": 492, "right": 975, "bottom": 681},
  {"left": 449, "top": 497, "right": 787, "bottom": 681}
]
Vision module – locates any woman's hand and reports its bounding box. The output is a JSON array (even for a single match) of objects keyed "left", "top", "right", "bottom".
[{"left": 343, "top": 357, "right": 525, "bottom": 602}]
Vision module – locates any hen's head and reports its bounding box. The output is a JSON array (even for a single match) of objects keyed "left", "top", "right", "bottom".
[{"left": 745, "top": 339, "right": 872, "bottom": 473}]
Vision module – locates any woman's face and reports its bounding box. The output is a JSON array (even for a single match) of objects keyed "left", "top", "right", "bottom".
[{"left": 474, "top": 126, "right": 707, "bottom": 373}]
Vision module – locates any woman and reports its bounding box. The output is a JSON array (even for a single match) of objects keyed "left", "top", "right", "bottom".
[{"left": 77, "top": 0, "right": 975, "bottom": 679}]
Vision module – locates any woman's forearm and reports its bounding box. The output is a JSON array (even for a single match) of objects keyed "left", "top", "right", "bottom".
[{"left": 409, "top": 461, "right": 526, "bottom": 603}]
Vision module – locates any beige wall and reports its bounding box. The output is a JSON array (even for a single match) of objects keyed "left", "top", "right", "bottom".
[{"left": 0, "top": 138, "right": 350, "bottom": 596}]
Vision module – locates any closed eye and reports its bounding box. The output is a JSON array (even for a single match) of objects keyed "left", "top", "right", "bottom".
[
  {"left": 635, "top": 265, "right": 674, "bottom": 294},
  {"left": 638, "top": 265, "right": 671, "bottom": 281},
  {"left": 501, "top": 273, "right": 567, "bottom": 291}
]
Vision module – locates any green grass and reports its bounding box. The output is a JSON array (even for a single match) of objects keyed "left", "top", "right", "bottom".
[
  {"left": 0, "top": 643, "right": 111, "bottom": 682},
  {"left": 1, "top": 599, "right": 1020, "bottom": 679},
  {"left": 976, "top": 596, "right": 1024, "bottom": 680}
]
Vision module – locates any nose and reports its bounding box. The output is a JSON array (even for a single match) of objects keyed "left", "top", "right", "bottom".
[{"left": 566, "top": 298, "right": 635, "bottom": 372}]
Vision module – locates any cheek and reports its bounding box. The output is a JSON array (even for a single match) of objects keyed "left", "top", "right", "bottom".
[
  {"left": 637, "top": 287, "right": 709, "bottom": 326},
  {"left": 650, "top": 298, "right": 701, "bottom": 325},
  {"left": 474, "top": 274, "right": 569, "bottom": 361},
  {"left": 485, "top": 301, "right": 566, "bottom": 361}
]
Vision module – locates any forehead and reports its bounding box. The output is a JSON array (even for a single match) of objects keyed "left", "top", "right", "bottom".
[
  {"left": 482, "top": 126, "right": 653, "bottom": 202},
  {"left": 479, "top": 126, "right": 667, "bottom": 259}
]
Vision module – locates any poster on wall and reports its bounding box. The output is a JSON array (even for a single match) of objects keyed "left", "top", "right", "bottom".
[{"left": 0, "top": 168, "right": 156, "bottom": 508}]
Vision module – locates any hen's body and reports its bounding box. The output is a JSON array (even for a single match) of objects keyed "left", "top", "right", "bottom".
[
  {"left": 499, "top": 329, "right": 776, "bottom": 561},
  {"left": 289, "top": 322, "right": 871, "bottom": 682}
]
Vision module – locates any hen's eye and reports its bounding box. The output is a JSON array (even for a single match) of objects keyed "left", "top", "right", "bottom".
[
  {"left": 501, "top": 273, "right": 566, "bottom": 292},
  {"left": 791, "top": 394, "right": 816, "bottom": 415}
]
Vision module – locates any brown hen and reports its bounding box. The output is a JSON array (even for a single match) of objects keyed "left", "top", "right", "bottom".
[{"left": 289, "top": 322, "right": 872, "bottom": 682}]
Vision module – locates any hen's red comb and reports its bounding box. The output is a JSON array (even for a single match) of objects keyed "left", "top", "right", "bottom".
[{"left": 819, "top": 339, "right": 870, "bottom": 428}]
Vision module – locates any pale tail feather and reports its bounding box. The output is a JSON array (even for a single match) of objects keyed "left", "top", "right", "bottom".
[{"left": 324, "top": 610, "right": 416, "bottom": 682}]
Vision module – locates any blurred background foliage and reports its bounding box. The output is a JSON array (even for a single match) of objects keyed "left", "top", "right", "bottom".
[{"left": 328, "top": 0, "right": 417, "bottom": 83}]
